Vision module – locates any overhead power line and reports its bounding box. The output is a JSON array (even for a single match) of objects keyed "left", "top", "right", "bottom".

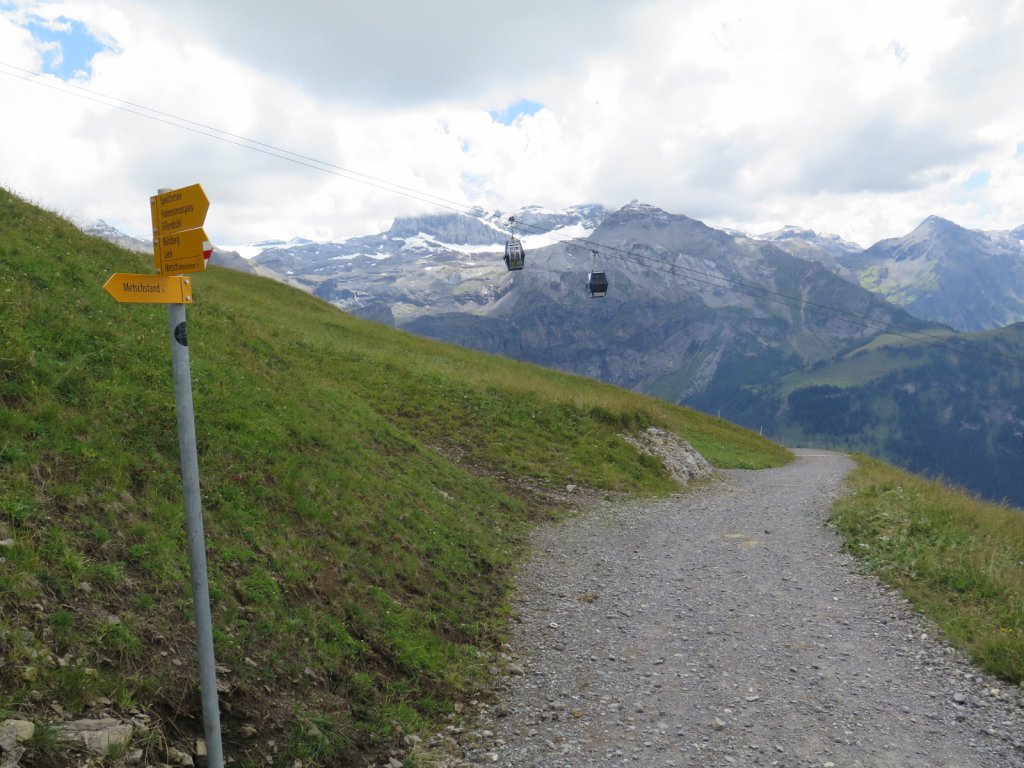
[
  {"left": 0, "top": 61, "right": 475, "bottom": 215},
  {"left": 2, "top": 61, "right": 1021, "bottom": 368}
]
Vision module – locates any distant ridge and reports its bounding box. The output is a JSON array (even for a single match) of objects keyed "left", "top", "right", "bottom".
[{"left": 839, "top": 216, "right": 1024, "bottom": 331}]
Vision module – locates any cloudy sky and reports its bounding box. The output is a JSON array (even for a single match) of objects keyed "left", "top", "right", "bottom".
[{"left": 1, "top": 0, "right": 1022, "bottom": 248}]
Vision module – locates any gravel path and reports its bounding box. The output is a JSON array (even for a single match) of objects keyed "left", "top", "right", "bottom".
[{"left": 446, "top": 450, "right": 1024, "bottom": 767}]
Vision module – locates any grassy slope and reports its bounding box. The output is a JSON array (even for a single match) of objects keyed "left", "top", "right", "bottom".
[
  {"left": 781, "top": 327, "right": 1015, "bottom": 394},
  {"left": 833, "top": 456, "right": 1024, "bottom": 682},
  {"left": 0, "top": 189, "right": 789, "bottom": 766}
]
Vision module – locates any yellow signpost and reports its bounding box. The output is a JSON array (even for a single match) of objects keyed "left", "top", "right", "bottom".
[
  {"left": 151, "top": 183, "right": 210, "bottom": 236},
  {"left": 151, "top": 183, "right": 213, "bottom": 274},
  {"left": 103, "top": 273, "right": 193, "bottom": 304},
  {"left": 103, "top": 184, "right": 224, "bottom": 768},
  {"left": 154, "top": 227, "right": 212, "bottom": 275}
]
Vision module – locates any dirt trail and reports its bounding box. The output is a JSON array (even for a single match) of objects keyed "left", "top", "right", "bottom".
[{"left": 450, "top": 450, "right": 1023, "bottom": 767}]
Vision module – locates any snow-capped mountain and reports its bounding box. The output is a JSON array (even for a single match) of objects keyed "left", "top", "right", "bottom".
[
  {"left": 78, "top": 219, "right": 151, "bottom": 254},
  {"left": 240, "top": 204, "right": 606, "bottom": 325},
  {"left": 79, "top": 204, "right": 1024, "bottom": 335},
  {"left": 753, "top": 225, "right": 861, "bottom": 277},
  {"left": 755, "top": 225, "right": 862, "bottom": 255}
]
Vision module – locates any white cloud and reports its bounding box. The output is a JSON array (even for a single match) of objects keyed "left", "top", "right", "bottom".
[
  {"left": 0, "top": 0, "right": 1022, "bottom": 249},
  {"left": 99, "top": 0, "right": 631, "bottom": 111}
]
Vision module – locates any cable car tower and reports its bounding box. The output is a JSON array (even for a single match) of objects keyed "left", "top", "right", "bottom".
[
  {"left": 503, "top": 216, "right": 525, "bottom": 271},
  {"left": 587, "top": 249, "right": 609, "bottom": 297}
]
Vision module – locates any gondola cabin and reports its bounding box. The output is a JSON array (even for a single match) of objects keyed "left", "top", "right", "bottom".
[
  {"left": 504, "top": 238, "right": 525, "bottom": 271},
  {"left": 587, "top": 270, "right": 609, "bottom": 297}
]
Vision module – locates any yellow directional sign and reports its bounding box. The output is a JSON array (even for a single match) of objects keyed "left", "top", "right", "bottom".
[
  {"left": 151, "top": 183, "right": 209, "bottom": 237},
  {"left": 155, "top": 227, "right": 213, "bottom": 274},
  {"left": 104, "top": 273, "right": 193, "bottom": 304}
]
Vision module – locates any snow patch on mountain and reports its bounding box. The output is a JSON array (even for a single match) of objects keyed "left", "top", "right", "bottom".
[
  {"left": 755, "top": 225, "right": 861, "bottom": 256},
  {"left": 76, "top": 218, "right": 151, "bottom": 253}
]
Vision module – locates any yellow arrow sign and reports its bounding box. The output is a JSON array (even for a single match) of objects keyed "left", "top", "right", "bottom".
[
  {"left": 151, "top": 183, "right": 209, "bottom": 237},
  {"left": 104, "top": 273, "right": 193, "bottom": 304},
  {"left": 156, "top": 227, "right": 213, "bottom": 274}
]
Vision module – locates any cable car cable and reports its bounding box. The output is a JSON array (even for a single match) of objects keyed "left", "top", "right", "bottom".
[
  {"left": 509, "top": 218, "right": 1024, "bottom": 366},
  {"left": 0, "top": 61, "right": 479, "bottom": 216}
]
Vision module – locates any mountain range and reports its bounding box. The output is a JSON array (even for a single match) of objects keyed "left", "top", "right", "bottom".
[
  {"left": 837, "top": 216, "right": 1024, "bottom": 332},
  {"left": 85, "top": 203, "right": 1024, "bottom": 505},
  {"left": 209, "top": 205, "right": 1024, "bottom": 335}
]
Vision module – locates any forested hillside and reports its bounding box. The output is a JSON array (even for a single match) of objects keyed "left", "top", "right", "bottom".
[{"left": 778, "top": 328, "right": 1024, "bottom": 505}]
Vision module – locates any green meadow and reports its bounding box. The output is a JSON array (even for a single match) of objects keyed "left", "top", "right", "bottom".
[
  {"left": 3, "top": 187, "right": 1020, "bottom": 767},
  {"left": 0, "top": 188, "right": 787, "bottom": 765}
]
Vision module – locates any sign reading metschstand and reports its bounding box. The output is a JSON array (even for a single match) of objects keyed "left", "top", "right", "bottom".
[{"left": 103, "top": 273, "right": 193, "bottom": 304}]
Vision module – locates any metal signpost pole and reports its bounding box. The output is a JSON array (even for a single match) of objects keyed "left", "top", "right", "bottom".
[
  {"left": 109, "top": 184, "right": 222, "bottom": 766},
  {"left": 155, "top": 181, "right": 224, "bottom": 768},
  {"left": 168, "top": 301, "right": 225, "bottom": 768}
]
